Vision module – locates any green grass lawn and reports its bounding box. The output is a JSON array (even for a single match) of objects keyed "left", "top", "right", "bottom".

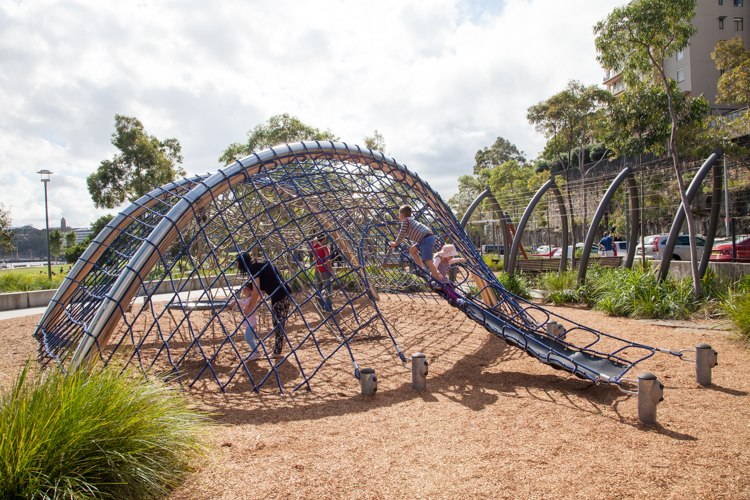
[{"left": 0, "top": 265, "right": 72, "bottom": 277}]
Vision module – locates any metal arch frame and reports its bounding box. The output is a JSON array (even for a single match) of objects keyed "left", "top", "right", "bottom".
[
  {"left": 624, "top": 171, "right": 639, "bottom": 269},
  {"left": 577, "top": 165, "right": 632, "bottom": 284},
  {"left": 549, "top": 182, "right": 569, "bottom": 273},
  {"left": 698, "top": 164, "right": 723, "bottom": 279},
  {"left": 657, "top": 149, "right": 722, "bottom": 281},
  {"left": 459, "top": 188, "right": 510, "bottom": 269},
  {"left": 506, "top": 177, "right": 569, "bottom": 275},
  {"left": 68, "top": 141, "right": 469, "bottom": 369},
  {"left": 507, "top": 177, "right": 554, "bottom": 275}
]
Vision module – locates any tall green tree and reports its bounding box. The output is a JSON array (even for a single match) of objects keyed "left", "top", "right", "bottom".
[
  {"left": 219, "top": 113, "right": 339, "bottom": 165},
  {"left": 87, "top": 115, "right": 185, "bottom": 209},
  {"left": 473, "top": 137, "right": 526, "bottom": 175},
  {"left": 64, "top": 231, "right": 77, "bottom": 250},
  {"left": 528, "top": 81, "right": 610, "bottom": 261},
  {"left": 595, "top": 0, "right": 704, "bottom": 297},
  {"left": 49, "top": 230, "right": 63, "bottom": 259},
  {"left": 487, "top": 160, "right": 547, "bottom": 222},
  {"left": 0, "top": 204, "right": 14, "bottom": 254}
]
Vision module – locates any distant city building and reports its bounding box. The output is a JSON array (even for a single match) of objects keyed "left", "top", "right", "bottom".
[
  {"left": 60, "top": 217, "right": 69, "bottom": 232},
  {"left": 73, "top": 228, "right": 93, "bottom": 243},
  {"left": 603, "top": 0, "right": 750, "bottom": 116}
]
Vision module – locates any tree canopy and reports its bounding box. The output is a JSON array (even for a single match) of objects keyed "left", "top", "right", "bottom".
[
  {"left": 0, "top": 204, "right": 13, "bottom": 253},
  {"left": 712, "top": 36, "right": 750, "bottom": 106},
  {"left": 219, "top": 113, "right": 339, "bottom": 165},
  {"left": 87, "top": 115, "right": 185, "bottom": 209},
  {"left": 604, "top": 80, "right": 710, "bottom": 158},
  {"left": 472, "top": 137, "right": 525, "bottom": 175}
]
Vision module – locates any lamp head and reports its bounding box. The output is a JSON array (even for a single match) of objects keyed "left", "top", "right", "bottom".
[{"left": 37, "top": 170, "right": 53, "bottom": 183}]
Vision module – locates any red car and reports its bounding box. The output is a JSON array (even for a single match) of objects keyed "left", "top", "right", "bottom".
[{"left": 710, "top": 235, "right": 750, "bottom": 263}]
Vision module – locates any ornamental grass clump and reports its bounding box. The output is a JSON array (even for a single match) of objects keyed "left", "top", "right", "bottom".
[
  {"left": 0, "top": 362, "right": 208, "bottom": 500},
  {"left": 496, "top": 271, "right": 532, "bottom": 300},
  {"left": 722, "top": 275, "right": 750, "bottom": 340},
  {"left": 0, "top": 272, "right": 65, "bottom": 293}
]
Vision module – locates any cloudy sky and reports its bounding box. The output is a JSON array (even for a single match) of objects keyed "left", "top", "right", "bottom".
[{"left": 0, "top": 0, "right": 624, "bottom": 229}]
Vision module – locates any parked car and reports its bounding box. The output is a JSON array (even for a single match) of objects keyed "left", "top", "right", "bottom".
[
  {"left": 535, "top": 245, "right": 556, "bottom": 257},
  {"left": 613, "top": 241, "right": 627, "bottom": 255},
  {"left": 710, "top": 234, "right": 750, "bottom": 263},
  {"left": 633, "top": 234, "right": 706, "bottom": 261},
  {"left": 552, "top": 243, "right": 598, "bottom": 258}
]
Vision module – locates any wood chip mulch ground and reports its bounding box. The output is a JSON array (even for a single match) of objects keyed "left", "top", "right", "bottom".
[{"left": 2, "top": 296, "right": 749, "bottom": 499}]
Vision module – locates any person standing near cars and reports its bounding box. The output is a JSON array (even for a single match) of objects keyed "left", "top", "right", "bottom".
[{"left": 599, "top": 232, "right": 614, "bottom": 257}]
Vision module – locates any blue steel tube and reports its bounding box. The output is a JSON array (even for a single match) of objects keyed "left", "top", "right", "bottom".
[
  {"left": 577, "top": 165, "right": 632, "bottom": 284},
  {"left": 507, "top": 177, "right": 555, "bottom": 276},
  {"left": 657, "top": 149, "right": 722, "bottom": 281}
]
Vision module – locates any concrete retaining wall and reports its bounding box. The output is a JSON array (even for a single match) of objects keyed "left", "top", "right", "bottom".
[
  {"left": 663, "top": 261, "right": 750, "bottom": 281},
  {"left": 0, "top": 275, "right": 238, "bottom": 312}
]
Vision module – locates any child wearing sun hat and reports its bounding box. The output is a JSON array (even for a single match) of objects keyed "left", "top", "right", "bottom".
[{"left": 433, "top": 244, "right": 467, "bottom": 304}]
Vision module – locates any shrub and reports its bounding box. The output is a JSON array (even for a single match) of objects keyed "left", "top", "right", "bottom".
[
  {"left": 482, "top": 254, "right": 502, "bottom": 272},
  {"left": 0, "top": 362, "right": 208, "bottom": 500},
  {"left": 0, "top": 272, "right": 65, "bottom": 293},
  {"left": 496, "top": 272, "right": 532, "bottom": 299}
]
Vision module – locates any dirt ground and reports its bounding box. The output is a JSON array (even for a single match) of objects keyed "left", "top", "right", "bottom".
[{"left": 2, "top": 297, "right": 750, "bottom": 500}]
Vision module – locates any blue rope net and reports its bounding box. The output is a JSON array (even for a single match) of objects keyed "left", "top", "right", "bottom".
[{"left": 34, "top": 141, "right": 664, "bottom": 393}]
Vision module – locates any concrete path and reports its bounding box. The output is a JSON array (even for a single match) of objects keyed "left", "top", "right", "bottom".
[{"left": 0, "top": 290, "right": 214, "bottom": 321}]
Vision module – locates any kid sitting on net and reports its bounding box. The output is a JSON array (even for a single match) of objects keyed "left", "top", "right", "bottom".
[
  {"left": 389, "top": 205, "right": 441, "bottom": 282},
  {"left": 433, "top": 244, "right": 466, "bottom": 303}
]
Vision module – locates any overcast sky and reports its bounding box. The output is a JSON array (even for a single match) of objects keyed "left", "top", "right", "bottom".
[{"left": 0, "top": 0, "right": 624, "bottom": 229}]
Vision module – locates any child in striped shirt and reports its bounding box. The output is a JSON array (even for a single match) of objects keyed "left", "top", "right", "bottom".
[{"left": 389, "top": 205, "right": 441, "bottom": 282}]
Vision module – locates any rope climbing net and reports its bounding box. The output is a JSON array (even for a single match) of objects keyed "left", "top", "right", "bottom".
[{"left": 33, "top": 141, "right": 667, "bottom": 393}]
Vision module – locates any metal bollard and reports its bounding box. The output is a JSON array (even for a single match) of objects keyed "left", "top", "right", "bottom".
[
  {"left": 695, "top": 344, "right": 718, "bottom": 386},
  {"left": 360, "top": 368, "right": 377, "bottom": 396},
  {"left": 412, "top": 353, "right": 428, "bottom": 390},
  {"left": 547, "top": 321, "right": 566, "bottom": 340},
  {"left": 637, "top": 372, "right": 664, "bottom": 425}
]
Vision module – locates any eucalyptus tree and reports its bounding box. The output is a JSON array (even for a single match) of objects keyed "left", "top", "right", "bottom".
[
  {"left": 595, "top": 0, "right": 705, "bottom": 297},
  {"left": 87, "top": 115, "right": 185, "bottom": 209}
]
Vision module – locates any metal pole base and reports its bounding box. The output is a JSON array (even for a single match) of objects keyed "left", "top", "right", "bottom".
[
  {"left": 412, "top": 353, "right": 428, "bottom": 390},
  {"left": 696, "top": 344, "right": 718, "bottom": 386},
  {"left": 360, "top": 368, "right": 377, "bottom": 396},
  {"left": 637, "top": 372, "right": 664, "bottom": 425}
]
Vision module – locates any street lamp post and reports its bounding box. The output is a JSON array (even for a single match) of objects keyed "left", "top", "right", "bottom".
[{"left": 38, "top": 170, "right": 53, "bottom": 279}]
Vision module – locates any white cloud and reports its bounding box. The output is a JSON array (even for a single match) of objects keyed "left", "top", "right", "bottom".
[{"left": 0, "top": 0, "right": 624, "bottom": 228}]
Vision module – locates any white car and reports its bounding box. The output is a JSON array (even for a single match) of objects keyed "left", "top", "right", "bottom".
[
  {"left": 633, "top": 234, "right": 706, "bottom": 261},
  {"left": 552, "top": 243, "right": 599, "bottom": 258}
]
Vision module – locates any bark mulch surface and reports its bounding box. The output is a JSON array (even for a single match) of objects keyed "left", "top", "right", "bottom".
[{"left": 2, "top": 297, "right": 749, "bottom": 499}]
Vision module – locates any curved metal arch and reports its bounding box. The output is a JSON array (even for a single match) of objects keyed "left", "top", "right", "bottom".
[
  {"left": 698, "top": 164, "right": 723, "bottom": 279},
  {"left": 460, "top": 188, "right": 510, "bottom": 271},
  {"left": 507, "top": 177, "right": 555, "bottom": 275},
  {"left": 577, "top": 165, "right": 632, "bottom": 284},
  {"left": 550, "top": 182, "right": 569, "bottom": 273},
  {"left": 657, "top": 149, "right": 722, "bottom": 281},
  {"left": 69, "top": 141, "right": 466, "bottom": 368},
  {"left": 625, "top": 171, "right": 639, "bottom": 269}
]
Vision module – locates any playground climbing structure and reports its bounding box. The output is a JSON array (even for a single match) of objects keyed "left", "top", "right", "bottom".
[{"left": 34, "top": 141, "right": 680, "bottom": 393}]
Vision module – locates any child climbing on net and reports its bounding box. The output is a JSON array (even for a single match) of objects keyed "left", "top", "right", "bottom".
[
  {"left": 232, "top": 280, "right": 261, "bottom": 361},
  {"left": 389, "top": 205, "right": 442, "bottom": 282},
  {"left": 433, "top": 244, "right": 467, "bottom": 304}
]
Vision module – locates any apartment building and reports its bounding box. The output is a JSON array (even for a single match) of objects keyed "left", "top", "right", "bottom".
[{"left": 603, "top": 0, "right": 750, "bottom": 115}]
